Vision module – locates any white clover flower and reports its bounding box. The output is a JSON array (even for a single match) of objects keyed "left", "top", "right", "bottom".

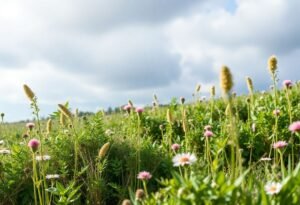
[
  {"left": 265, "top": 182, "right": 282, "bottom": 195},
  {"left": 172, "top": 153, "right": 197, "bottom": 167},
  {"left": 0, "top": 149, "right": 11, "bottom": 154},
  {"left": 46, "top": 174, "right": 60, "bottom": 179},
  {"left": 36, "top": 155, "right": 51, "bottom": 161}
]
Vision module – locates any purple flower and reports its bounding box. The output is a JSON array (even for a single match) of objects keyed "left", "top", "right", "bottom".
[
  {"left": 26, "top": 122, "right": 35, "bottom": 130},
  {"left": 28, "top": 138, "right": 40, "bottom": 152},
  {"left": 204, "top": 130, "right": 213, "bottom": 137},
  {"left": 283, "top": 80, "right": 293, "bottom": 89},
  {"left": 171, "top": 143, "right": 180, "bottom": 152},
  {"left": 135, "top": 107, "right": 144, "bottom": 114}
]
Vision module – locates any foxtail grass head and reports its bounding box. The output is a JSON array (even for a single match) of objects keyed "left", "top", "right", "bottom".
[
  {"left": 246, "top": 76, "right": 254, "bottom": 94},
  {"left": 23, "top": 84, "right": 35, "bottom": 102},
  {"left": 166, "top": 109, "right": 173, "bottom": 123},
  {"left": 98, "top": 142, "right": 110, "bottom": 159},
  {"left": 268, "top": 55, "right": 277, "bottom": 75},
  {"left": 46, "top": 119, "right": 52, "bottom": 134},
  {"left": 195, "top": 84, "right": 201, "bottom": 93},
  {"left": 58, "top": 104, "right": 73, "bottom": 120},
  {"left": 220, "top": 65, "right": 234, "bottom": 96},
  {"left": 210, "top": 86, "right": 215, "bottom": 98}
]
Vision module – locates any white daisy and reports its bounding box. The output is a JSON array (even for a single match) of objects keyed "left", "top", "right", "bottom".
[
  {"left": 172, "top": 153, "right": 197, "bottom": 167},
  {"left": 265, "top": 182, "right": 282, "bottom": 195}
]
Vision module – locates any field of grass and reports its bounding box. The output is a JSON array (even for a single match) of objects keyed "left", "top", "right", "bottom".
[{"left": 1, "top": 56, "right": 300, "bottom": 205}]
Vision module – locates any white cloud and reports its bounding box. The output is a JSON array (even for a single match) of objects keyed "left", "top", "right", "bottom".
[{"left": 0, "top": 0, "right": 299, "bottom": 121}]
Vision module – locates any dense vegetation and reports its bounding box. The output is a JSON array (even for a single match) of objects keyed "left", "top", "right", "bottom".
[{"left": 1, "top": 56, "right": 300, "bottom": 205}]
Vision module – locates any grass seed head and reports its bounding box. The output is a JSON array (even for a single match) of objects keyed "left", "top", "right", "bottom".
[
  {"left": 98, "top": 142, "right": 110, "bottom": 159},
  {"left": 220, "top": 66, "right": 234, "bottom": 96},
  {"left": 210, "top": 86, "right": 215, "bottom": 98},
  {"left": 246, "top": 76, "right": 254, "bottom": 94},
  {"left": 58, "top": 104, "right": 73, "bottom": 120},
  {"left": 268, "top": 55, "right": 277, "bottom": 74},
  {"left": 23, "top": 84, "right": 35, "bottom": 101}
]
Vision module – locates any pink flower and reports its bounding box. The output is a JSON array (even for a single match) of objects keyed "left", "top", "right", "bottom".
[
  {"left": 273, "top": 141, "right": 288, "bottom": 149},
  {"left": 171, "top": 143, "right": 180, "bottom": 152},
  {"left": 26, "top": 122, "right": 35, "bottom": 130},
  {"left": 204, "top": 130, "right": 213, "bottom": 137},
  {"left": 137, "top": 171, "right": 152, "bottom": 180},
  {"left": 289, "top": 121, "right": 300, "bottom": 133},
  {"left": 204, "top": 125, "right": 212, "bottom": 131},
  {"left": 28, "top": 138, "right": 40, "bottom": 152},
  {"left": 273, "top": 109, "right": 280, "bottom": 116},
  {"left": 283, "top": 80, "right": 293, "bottom": 88},
  {"left": 123, "top": 105, "right": 132, "bottom": 114},
  {"left": 135, "top": 107, "right": 144, "bottom": 114}
]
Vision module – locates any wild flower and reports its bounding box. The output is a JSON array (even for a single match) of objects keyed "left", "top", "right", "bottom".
[
  {"left": 204, "top": 125, "right": 212, "bottom": 131},
  {"left": 0, "top": 149, "right": 11, "bottom": 154},
  {"left": 122, "top": 199, "right": 132, "bottom": 205},
  {"left": 105, "top": 129, "right": 114, "bottom": 136},
  {"left": 265, "top": 182, "right": 282, "bottom": 195},
  {"left": 137, "top": 171, "right": 152, "bottom": 181},
  {"left": 273, "top": 141, "right": 288, "bottom": 149},
  {"left": 204, "top": 130, "right": 213, "bottom": 137},
  {"left": 283, "top": 80, "right": 293, "bottom": 89},
  {"left": 0, "top": 140, "right": 4, "bottom": 145},
  {"left": 35, "top": 155, "right": 51, "bottom": 161},
  {"left": 135, "top": 189, "right": 145, "bottom": 201},
  {"left": 171, "top": 143, "right": 180, "bottom": 152},
  {"left": 289, "top": 121, "right": 300, "bottom": 133},
  {"left": 180, "top": 97, "right": 185, "bottom": 104},
  {"left": 26, "top": 122, "right": 35, "bottom": 130},
  {"left": 273, "top": 109, "right": 280, "bottom": 116},
  {"left": 172, "top": 153, "right": 197, "bottom": 167},
  {"left": 123, "top": 104, "right": 132, "bottom": 112},
  {"left": 27, "top": 138, "right": 40, "bottom": 152},
  {"left": 135, "top": 107, "right": 144, "bottom": 114},
  {"left": 45, "top": 174, "right": 60, "bottom": 180},
  {"left": 252, "top": 123, "right": 256, "bottom": 132},
  {"left": 260, "top": 157, "right": 272, "bottom": 161}
]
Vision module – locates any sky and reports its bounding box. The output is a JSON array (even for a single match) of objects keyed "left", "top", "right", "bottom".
[{"left": 0, "top": 0, "right": 300, "bottom": 122}]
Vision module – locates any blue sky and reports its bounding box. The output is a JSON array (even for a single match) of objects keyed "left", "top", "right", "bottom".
[{"left": 0, "top": 0, "right": 299, "bottom": 122}]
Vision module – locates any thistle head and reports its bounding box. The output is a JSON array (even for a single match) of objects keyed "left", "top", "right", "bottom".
[
  {"left": 268, "top": 55, "right": 277, "bottom": 75},
  {"left": 220, "top": 66, "right": 234, "bottom": 96}
]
